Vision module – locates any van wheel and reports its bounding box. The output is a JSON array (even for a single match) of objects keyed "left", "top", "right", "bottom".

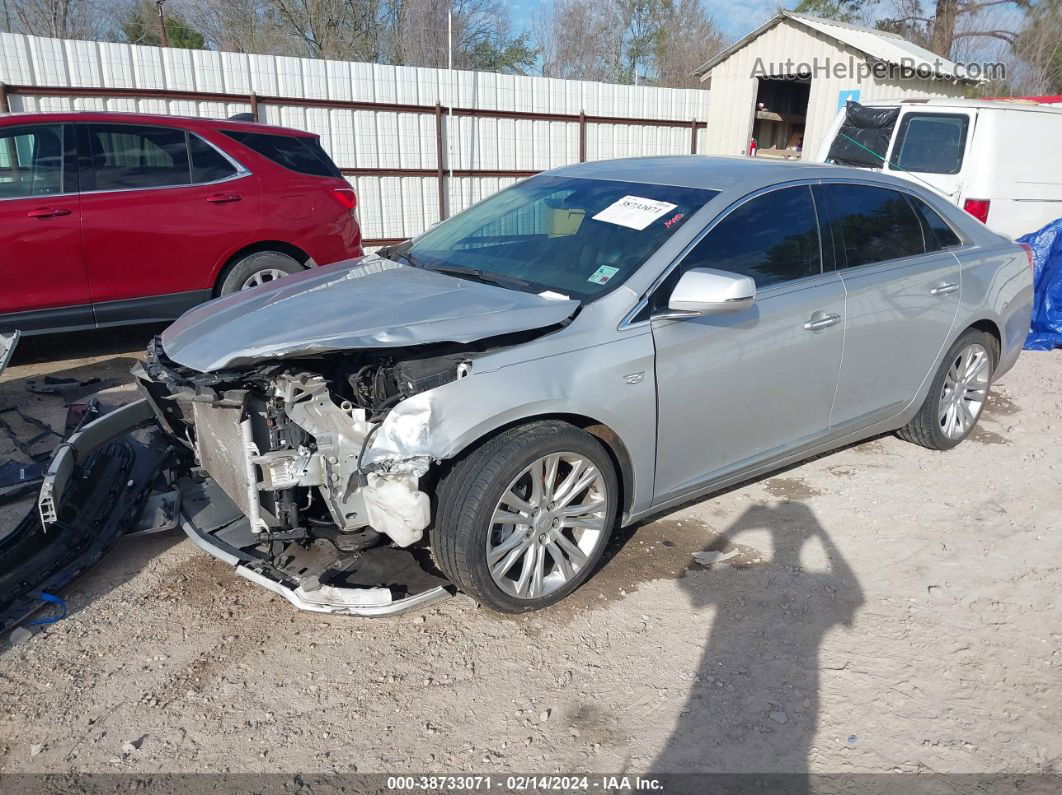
[
  {"left": 217, "top": 251, "right": 304, "bottom": 296},
  {"left": 896, "top": 328, "right": 997, "bottom": 450},
  {"left": 433, "top": 421, "right": 618, "bottom": 613}
]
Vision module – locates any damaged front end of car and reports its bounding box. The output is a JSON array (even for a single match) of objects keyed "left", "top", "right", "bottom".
[
  {"left": 88, "top": 338, "right": 476, "bottom": 616},
  {"left": 18, "top": 257, "right": 581, "bottom": 621}
]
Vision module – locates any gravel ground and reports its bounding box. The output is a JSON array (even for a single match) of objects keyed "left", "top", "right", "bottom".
[{"left": 0, "top": 329, "right": 1059, "bottom": 778}]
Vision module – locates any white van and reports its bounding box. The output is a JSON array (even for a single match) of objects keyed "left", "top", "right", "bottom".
[{"left": 814, "top": 98, "right": 1062, "bottom": 240}]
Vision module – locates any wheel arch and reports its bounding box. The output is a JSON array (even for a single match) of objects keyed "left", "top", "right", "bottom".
[
  {"left": 442, "top": 412, "right": 637, "bottom": 522},
  {"left": 968, "top": 317, "right": 1002, "bottom": 361},
  {"left": 211, "top": 241, "right": 312, "bottom": 295}
]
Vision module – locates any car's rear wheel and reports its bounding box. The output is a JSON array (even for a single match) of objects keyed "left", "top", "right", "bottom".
[
  {"left": 897, "top": 328, "right": 997, "bottom": 450},
  {"left": 433, "top": 421, "right": 618, "bottom": 613},
  {"left": 217, "top": 250, "right": 304, "bottom": 296}
]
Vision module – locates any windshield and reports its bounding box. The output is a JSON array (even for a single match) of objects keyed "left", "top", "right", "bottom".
[{"left": 403, "top": 175, "right": 718, "bottom": 301}]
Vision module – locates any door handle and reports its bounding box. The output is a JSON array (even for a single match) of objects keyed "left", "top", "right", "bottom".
[
  {"left": 206, "top": 193, "right": 241, "bottom": 204},
  {"left": 26, "top": 207, "right": 72, "bottom": 218},
  {"left": 930, "top": 282, "right": 958, "bottom": 296},
  {"left": 803, "top": 312, "right": 841, "bottom": 331}
]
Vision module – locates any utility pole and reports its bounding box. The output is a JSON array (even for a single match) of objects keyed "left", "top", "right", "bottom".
[{"left": 156, "top": 0, "right": 170, "bottom": 47}]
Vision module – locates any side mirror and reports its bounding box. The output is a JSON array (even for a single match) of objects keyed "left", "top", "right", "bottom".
[{"left": 663, "top": 268, "right": 756, "bottom": 317}]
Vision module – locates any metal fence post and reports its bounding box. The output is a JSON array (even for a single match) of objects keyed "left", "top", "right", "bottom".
[
  {"left": 249, "top": 91, "right": 259, "bottom": 121},
  {"left": 0, "top": 83, "right": 9, "bottom": 114},
  {"left": 435, "top": 102, "right": 447, "bottom": 221},
  {"left": 690, "top": 119, "right": 698, "bottom": 154},
  {"left": 579, "top": 110, "right": 587, "bottom": 162}
]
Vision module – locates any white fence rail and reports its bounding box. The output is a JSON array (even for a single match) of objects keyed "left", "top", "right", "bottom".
[{"left": 0, "top": 33, "right": 712, "bottom": 244}]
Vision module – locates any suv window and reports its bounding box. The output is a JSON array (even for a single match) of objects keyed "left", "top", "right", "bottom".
[
  {"left": 189, "top": 134, "right": 238, "bottom": 183},
  {"left": 891, "top": 113, "right": 968, "bottom": 174},
  {"left": 817, "top": 184, "right": 925, "bottom": 268},
  {"left": 0, "top": 124, "right": 65, "bottom": 198},
  {"left": 222, "top": 130, "right": 341, "bottom": 178},
  {"left": 87, "top": 124, "right": 190, "bottom": 190},
  {"left": 910, "top": 196, "right": 962, "bottom": 250},
  {"left": 663, "top": 185, "right": 821, "bottom": 297}
]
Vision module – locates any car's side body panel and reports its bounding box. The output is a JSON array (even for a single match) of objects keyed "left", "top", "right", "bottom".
[{"left": 651, "top": 272, "right": 846, "bottom": 502}]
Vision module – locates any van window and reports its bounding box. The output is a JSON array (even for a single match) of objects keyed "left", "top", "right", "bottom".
[
  {"left": 892, "top": 113, "right": 968, "bottom": 175},
  {"left": 909, "top": 196, "right": 962, "bottom": 250},
  {"left": 817, "top": 184, "right": 925, "bottom": 267},
  {"left": 663, "top": 185, "right": 821, "bottom": 295}
]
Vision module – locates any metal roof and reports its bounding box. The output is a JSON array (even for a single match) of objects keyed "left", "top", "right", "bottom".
[{"left": 694, "top": 11, "right": 978, "bottom": 84}]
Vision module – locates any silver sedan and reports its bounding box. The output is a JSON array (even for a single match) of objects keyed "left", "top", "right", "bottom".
[{"left": 38, "top": 156, "right": 1034, "bottom": 616}]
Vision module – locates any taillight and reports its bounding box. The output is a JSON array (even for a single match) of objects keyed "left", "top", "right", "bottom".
[
  {"left": 963, "top": 198, "right": 990, "bottom": 224},
  {"left": 1020, "top": 242, "right": 1035, "bottom": 273},
  {"left": 330, "top": 187, "right": 357, "bottom": 212}
]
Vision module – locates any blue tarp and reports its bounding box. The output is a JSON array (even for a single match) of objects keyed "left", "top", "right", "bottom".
[{"left": 1018, "top": 218, "right": 1062, "bottom": 351}]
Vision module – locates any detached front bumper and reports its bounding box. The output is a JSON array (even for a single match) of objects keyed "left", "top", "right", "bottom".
[{"left": 38, "top": 401, "right": 452, "bottom": 618}]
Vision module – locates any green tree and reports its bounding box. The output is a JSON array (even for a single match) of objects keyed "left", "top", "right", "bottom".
[
  {"left": 792, "top": 0, "right": 865, "bottom": 24},
  {"left": 121, "top": 1, "right": 206, "bottom": 48}
]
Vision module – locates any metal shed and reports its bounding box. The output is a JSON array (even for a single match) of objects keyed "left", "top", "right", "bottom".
[{"left": 694, "top": 12, "right": 975, "bottom": 160}]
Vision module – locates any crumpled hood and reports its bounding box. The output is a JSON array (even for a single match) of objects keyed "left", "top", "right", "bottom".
[{"left": 160, "top": 257, "right": 580, "bottom": 372}]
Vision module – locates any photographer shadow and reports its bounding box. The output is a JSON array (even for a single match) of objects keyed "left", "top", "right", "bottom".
[{"left": 651, "top": 501, "right": 863, "bottom": 792}]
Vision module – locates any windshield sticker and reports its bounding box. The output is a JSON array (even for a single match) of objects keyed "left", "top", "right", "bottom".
[
  {"left": 588, "top": 265, "right": 620, "bottom": 285},
  {"left": 592, "top": 196, "right": 678, "bottom": 230}
]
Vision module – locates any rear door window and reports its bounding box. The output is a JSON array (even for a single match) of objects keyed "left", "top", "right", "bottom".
[
  {"left": 891, "top": 113, "right": 969, "bottom": 174},
  {"left": 0, "top": 124, "right": 66, "bottom": 198},
  {"left": 816, "top": 184, "right": 926, "bottom": 268},
  {"left": 86, "top": 124, "right": 190, "bottom": 191},
  {"left": 221, "top": 130, "right": 341, "bottom": 177},
  {"left": 189, "top": 134, "right": 238, "bottom": 183}
]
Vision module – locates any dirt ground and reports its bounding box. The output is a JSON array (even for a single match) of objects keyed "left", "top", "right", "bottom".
[{"left": 0, "top": 328, "right": 1060, "bottom": 780}]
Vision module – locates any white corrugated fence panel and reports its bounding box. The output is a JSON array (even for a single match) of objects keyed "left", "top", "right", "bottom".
[{"left": 2, "top": 33, "right": 714, "bottom": 242}]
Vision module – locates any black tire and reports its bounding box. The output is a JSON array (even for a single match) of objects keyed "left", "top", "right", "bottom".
[
  {"left": 896, "top": 327, "right": 998, "bottom": 450},
  {"left": 433, "top": 421, "right": 619, "bottom": 613},
  {"left": 217, "top": 250, "right": 304, "bottom": 296}
]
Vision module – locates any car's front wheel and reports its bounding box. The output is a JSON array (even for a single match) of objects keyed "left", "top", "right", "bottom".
[
  {"left": 897, "top": 327, "right": 997, "bottom": 450},
  {"left": 433, "top": 421, "right": 618, "bottom": 613},
  {"left": 217, "top": 250, "right": 304, "bottom": 296}
]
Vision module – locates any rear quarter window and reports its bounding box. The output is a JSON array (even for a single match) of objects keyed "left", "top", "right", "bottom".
[
  {"left": 222, "top": 130, "right": 341, "bottom": 178},
  {"left": 909, "top": 196, "right": 963, "bottom": 250}
]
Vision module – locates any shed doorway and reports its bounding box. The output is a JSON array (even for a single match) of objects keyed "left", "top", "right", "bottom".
[{"left": 752, "top": 76, "right": 810, "bottom": 159}]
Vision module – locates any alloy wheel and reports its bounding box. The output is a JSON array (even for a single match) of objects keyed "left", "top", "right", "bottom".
[
  {"left": 939, "top": 342, "right": 990, "bottom": 440},
  {"left": 486, "top": 453, "right": 609, "bottom": 599},
  {"left": 241, "top": 268, "right": 289, "bottom": 289}
]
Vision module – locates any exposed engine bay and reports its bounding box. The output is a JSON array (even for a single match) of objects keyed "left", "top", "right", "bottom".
[{"left": 135, "top": 337, "right": 474, "bottom": 549}]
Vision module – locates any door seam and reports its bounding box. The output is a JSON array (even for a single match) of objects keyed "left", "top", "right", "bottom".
[{"left": 827, "top": 273, "right": 848, "bottom": 428}]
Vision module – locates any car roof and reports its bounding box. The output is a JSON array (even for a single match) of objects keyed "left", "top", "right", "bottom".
[
  {"left": 854, "top": 97, "right": 1062, "bottom": 114},
  {"left": 0, "top": 110, "right": 316, "bottom": 136},
  {"left": 548, "top": 155, "right": 901, "bottom": 192}
]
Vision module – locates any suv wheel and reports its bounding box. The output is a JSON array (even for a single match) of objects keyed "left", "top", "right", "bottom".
[
  {"left": 218, "top": 250, "right": 304, "bottom": 296},
  {"left": 897, "top": 328, "right": 997, "bottom": 450},
  {"left": 433, "top": 421, "right": 618, "bottom": 613}
]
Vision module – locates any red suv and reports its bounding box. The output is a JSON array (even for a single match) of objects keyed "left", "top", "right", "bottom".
[{"left": 0, "top": 111, "right": 361, "bottom": 335}]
